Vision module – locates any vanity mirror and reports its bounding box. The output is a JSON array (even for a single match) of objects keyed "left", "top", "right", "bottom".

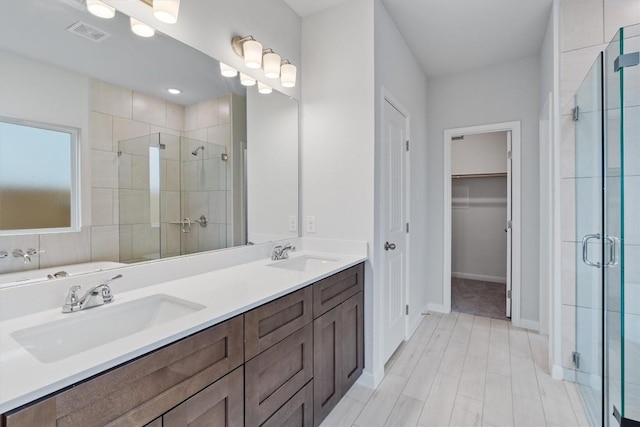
[{"left": 0, "top": 0, "right": 299, "bottom": 283}]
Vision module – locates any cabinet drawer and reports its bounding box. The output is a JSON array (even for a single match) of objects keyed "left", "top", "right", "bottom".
[
  {"left": 4, "top": 316, "right": 244, "bottom": 427},
  {"left": 245, "top": 323, "right": 313, "bottom": 427},
  {"left": 262, "top": 380, "right": 313, "bottom": 427},
  {"left": 313, "top": 263, "right": 364, "bottom": 318},
  {"left": 163, "top": 367, "right": 243, "bottom": 427},
  {"left": 245, "top": 287, "right": 312, "bottom": 360}
]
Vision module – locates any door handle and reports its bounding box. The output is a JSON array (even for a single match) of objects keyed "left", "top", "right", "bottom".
[
  {"left": 384, "top": 242, "right": 396, "bottom": 251},
  {"left": 582, "top": 233, "right": 601, "bottom": 268},
  {"left": 604, "top": 235, "right": 619, "bottom": 267}
]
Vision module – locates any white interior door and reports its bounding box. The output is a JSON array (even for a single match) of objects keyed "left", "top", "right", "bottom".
[
  {"left": 382, "top": 99, "right": 407, "bottom": 363},
  {"left": 506, "top": 131, "right": 513, "bottom": 317}
]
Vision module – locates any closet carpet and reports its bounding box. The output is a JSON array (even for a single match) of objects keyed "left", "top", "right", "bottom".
[{"left": 451, "top": 277, "right": 509, "bottom": 320}]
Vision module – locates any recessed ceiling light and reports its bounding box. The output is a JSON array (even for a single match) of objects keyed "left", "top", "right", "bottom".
[{"left": 167, "top": 88, "right": 182, "bottom": 95}]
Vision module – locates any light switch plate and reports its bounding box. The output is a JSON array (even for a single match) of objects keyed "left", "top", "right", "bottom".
[
  {"left": 289, "top": 216, "right": 298, "bottom": 232},
  {"left": 305, "top": 216, "right": 316, "bottom": 233}
]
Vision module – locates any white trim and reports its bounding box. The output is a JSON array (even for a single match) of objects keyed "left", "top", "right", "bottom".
[
  {"left": 552, "top": 364, "right": 572, "bottom": 381},
  {"left": 514, "top": 318, "right": 540, "bottom": 331},
  {"left": 357, "top": 369, "right": 383, "bottom": 389},
  {"left": 451, "top": 272, "right": 506, "bottom": 284},
  {"left": 443, "top": 121, "right": 522, "bottom": 325},
  {"left": 427, "top": 303, "right": 449, "bottom": 314}
]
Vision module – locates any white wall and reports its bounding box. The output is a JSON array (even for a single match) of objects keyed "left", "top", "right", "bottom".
[
  {"left": 427, "top": 56, "right": 541, "bottom": 324},
  {"left": 105, "top": 0, "right": 301, "bottom": 99},
  {"left": 451, "top": 132, "right": 508, "bottom": 175},
  {"left": 247, "top": 86, "right": 299, "bottom": 243},
  {"left": 452, "top": 177, "right": 508, "bottom": 282},
  {"left": 373, "top": 0, "right": 430, "bottom": 356},
  {"left": 301, "top": 0, "right": 377, "bottom": 383}
]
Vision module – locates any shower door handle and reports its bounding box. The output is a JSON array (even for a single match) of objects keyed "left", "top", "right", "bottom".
[
  {"left": 604, "top": 235, "right": 619, "bottom": 267},
  {"left": 582, "top": 233, "right": 601, "bottom": 268}
]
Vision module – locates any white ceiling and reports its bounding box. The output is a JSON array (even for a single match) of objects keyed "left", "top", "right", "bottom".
[{"left": 285, "top": 0, "right": 554, "bottom": 77}]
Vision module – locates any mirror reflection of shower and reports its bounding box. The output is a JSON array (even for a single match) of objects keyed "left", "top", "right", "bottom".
[{"left": 191, "top": 145, "right": 205, "bottom": 156}]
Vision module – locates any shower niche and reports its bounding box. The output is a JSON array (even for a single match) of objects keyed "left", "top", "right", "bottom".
[{"left": 118, "top": 133, "right": 229, "bottom": 263}]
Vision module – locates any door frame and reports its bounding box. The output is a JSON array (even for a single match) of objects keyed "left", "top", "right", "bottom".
[
  {"left": 379, "top": 87, "right": 411, "bottom": 342},
  {"left": 443, "top": 121, "right": 522, "bottom": 326}
]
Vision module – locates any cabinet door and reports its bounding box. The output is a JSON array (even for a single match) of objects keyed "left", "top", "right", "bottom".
[
  {"left": 245, "top": 287, "right": 313, "bottom": 360},
  {"left": 163, "top": 367, "right": 243, "bottom": 427},
  {"left": 313, "top": 305, "right": 343, "bottom": 427},
  {"left": 313, "top": 263, "right": 363, "bottom": 318},
  {"left": 245, "top": 323, "right": 313, "bottom": 426},
  {"left": 341, "top": 292, "right": 364, "bottom": 394},
  {"left": 262, "top": 380, "right": 313, "bottom": 427}
]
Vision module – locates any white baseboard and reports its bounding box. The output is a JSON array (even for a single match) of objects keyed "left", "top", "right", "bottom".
[
  {"left": 553, "top": 365, "right": 576, "bottom": 381},
  {"left": 358, "top": 368, "right": 384, "bottom": 389},
  {"left": 426, "top": 303, "right": 449, "bottom": 313},
  {"left": 452, "top": 272, "right": 506, "bottom": 284},
  {"left": 513, "top": 318, "right": 539, "bottom": 332}
]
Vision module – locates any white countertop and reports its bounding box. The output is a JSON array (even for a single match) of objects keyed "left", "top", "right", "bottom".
[{"left": 0, "top": 250, "right": 367, "bottom": 413}]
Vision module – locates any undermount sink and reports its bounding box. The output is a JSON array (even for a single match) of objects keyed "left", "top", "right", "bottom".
[
  {"left": 268, "top": 255, "right": 339, "bottom": 272},
  {"left": 11, "top": 294, "right": 205, "bottom": 363}
]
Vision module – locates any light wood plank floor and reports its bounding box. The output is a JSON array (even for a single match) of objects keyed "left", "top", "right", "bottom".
[{"left": 320, "top": 312, "right": 590, "bottom": 427}]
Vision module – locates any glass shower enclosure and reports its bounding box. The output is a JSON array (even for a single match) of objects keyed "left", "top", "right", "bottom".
[
  {"left": 117, "top": 133, "right": 228, "bottom": 263},
  {"left": 574, "top": 24, "right": 640, "bottom": 427}
]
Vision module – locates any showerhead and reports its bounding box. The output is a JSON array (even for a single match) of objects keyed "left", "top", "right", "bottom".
[{"left": 191, "top": 146, "right": 205, "bottom": 156}]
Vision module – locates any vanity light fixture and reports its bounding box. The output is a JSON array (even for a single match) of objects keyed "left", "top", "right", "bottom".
[
  {"left": 153, "top": 0, "right": 180, "bottom": 24},
  {"left": 130, "top": 17, "right": 155, "bottom": 37},
  {"left": 239, "top": 72, "right": 256, "bottom": 87},
  {"left": 167, "top": 88, "right": 181, "bottom": 95},
  {"left": 86, "top": 0, "right": 115, "bottom": 19},
  {"left": 280, "top": 60, "right": 297, "bottom": 88},
  {"left": 231, "top": 35, "right": 297, "bottom": 88},
  {"left": 263, "top": 49, "right": 281, "bottom": 79},
  {"left": 220, "top": 62, "right": 238, "bottom": 78},
  {"left": 257, "top": 81, "right": 272, "bottom": 94},
  {"left": 232, "top": 36, "right": 262, "bottom": 69}
]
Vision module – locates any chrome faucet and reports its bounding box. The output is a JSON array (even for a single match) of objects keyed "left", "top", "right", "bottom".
[
  {"left": 62, "top": 274, "right": 122, "bottom": 313},
  {"left": 271, "top": 243, "right": 295, "bottom": 261},
  {"left": 13, "top": 248, "right": 44, "bottom": 263}
]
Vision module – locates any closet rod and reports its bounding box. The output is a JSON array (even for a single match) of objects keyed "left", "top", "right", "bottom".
[{"left": 452, "top": 173, "right": 507, "bottom": 179}]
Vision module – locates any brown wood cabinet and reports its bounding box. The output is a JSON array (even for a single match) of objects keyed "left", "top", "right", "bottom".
[
  {"left": 313, "top": 263, "right": 363, "bottom": 318},
  {"left": 313, "top": 291, "right": 364, "bottom": 427},
  {"left": 163, "top": 367, "right": 244, "bottom": 427},
  {"left": 3, "top": 316, "right": 244, "bottom": 427},
  {"left": 245, "top": 323, "right": 313, "bottom": 426},
  {"left": 2, "top": 263, "right": 366, "bottom": 427},
  {"left": 262, "top": 380, "right": 314, "bottom": 427},
  {"left": 245, "top": 287, "right": 313, "bottom": 360}
]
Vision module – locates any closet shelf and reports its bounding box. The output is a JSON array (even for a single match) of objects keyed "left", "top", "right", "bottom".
[{"left": 452, "top": 173, "right": 507, "bottom": 179}]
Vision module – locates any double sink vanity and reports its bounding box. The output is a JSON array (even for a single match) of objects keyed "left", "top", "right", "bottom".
[{"left": 0, "top": 240, "right": 367, "bottom": 426}]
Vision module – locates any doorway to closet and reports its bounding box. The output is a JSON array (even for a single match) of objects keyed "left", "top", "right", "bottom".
[{"left": 443, "top": 121, "right": 522, "bottom": 325}]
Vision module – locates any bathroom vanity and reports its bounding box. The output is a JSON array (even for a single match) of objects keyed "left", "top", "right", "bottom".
[{"left": 0, "top": 250, "right": 365, "bottom": 427}]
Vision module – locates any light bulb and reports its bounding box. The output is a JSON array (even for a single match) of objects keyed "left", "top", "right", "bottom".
[
  {"left": 220, "top": 62, "right": 238, "bottom": 78},
  {"left": 258, "top": 81, "right": 272, "bottom": 94},
  {"left": 280, "top": 63, "right": 297, "bottom": 88},
  {"left": 240, "top": 73, "right": 256, "bottom": 87},
  {"left": 153, "top": 0, "right": 180, "bottom": 24},
  {"left": 243, "top": 39, "right": 263, "bottom": 69},
  {"left": 130, "top": 18, "right": 155, "bottom": 37},
  {"left": 86, "top": 0, "right": 115, "bottom": 19},
  {"left": 263, "top": 52, "right": 281, "bottom": 79}
]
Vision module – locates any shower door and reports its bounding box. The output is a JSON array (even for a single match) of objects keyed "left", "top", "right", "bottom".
[
  {"left": 605, "top": 24, "right": 640, "bottom": 427},
  {"left": 574, "top": 53, "right": 605, "bottom": 427}
]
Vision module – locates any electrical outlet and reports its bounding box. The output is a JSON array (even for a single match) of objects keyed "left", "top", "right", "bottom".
[
  {"left": 289, "top": 215, "right": 298, "bottom": 232},
  {"left": 305, "top": 216, "right": 316, "bottom": 233}
]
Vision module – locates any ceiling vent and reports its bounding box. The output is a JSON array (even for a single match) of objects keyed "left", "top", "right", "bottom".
[{"left": 67, "top": 21, "right": 111, "bottom": 43}]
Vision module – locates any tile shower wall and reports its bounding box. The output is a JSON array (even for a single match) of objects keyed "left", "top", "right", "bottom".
[
  {"left": 559, "top": 0, "right": 640, "bottom": 371},
  {"left": 91, "top": 80, "right": 185, "bottom": 264}
]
